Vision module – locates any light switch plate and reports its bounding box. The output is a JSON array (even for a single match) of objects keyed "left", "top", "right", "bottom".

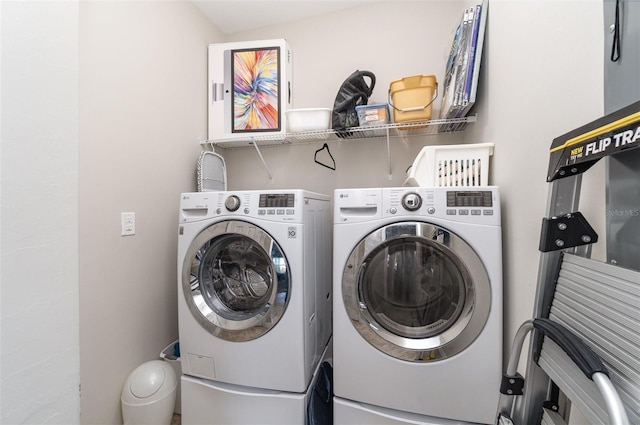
[{"left": 121, "top": 212, "right": 135, "bottom": 236}]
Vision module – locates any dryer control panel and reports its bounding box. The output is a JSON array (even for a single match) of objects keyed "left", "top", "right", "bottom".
[
  {"left": 335, "top": 187, "right": 501, "bottom": 225},
  {"left": 388, "top": 187, "right": 500, "bottom": 225},
  {"left": 446, "top": 190, "right": 493, "bottom": 207}
]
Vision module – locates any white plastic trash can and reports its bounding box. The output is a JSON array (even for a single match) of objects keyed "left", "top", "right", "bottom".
[
  {"left": 160, "top": 340, "right": 181, "bottom": 414},
  {"left": 121, "top": 360, "right": 177, "bottom": 425}
]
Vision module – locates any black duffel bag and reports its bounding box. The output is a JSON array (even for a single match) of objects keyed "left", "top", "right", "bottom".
[{"left": 331, "top": 70, "right": 376, "bottom": 137}]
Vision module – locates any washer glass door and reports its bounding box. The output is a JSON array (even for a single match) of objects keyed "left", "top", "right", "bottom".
[
  {"left": 343, "top": 222, "right": 490, "bottom": 361},
  {"left": 182, "top": 220, "right": 289, "bottom": 341}
]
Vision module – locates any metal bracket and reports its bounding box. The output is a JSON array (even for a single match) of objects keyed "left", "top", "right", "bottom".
[
  {"left": 250, "top": 138, "right": 274, "bottom": 183},
  {"left": 542, "top": 400, "right": 560, "bottom": 413},
  {"left": 500, "top": 373, "right": 525, "bottom": 396},
  {"left": 539, "top": 212, "right": 598, "bottom": 252}
]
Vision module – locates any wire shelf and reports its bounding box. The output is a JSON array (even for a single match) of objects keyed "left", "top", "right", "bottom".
[{"left": 203, "top": 115, "right": 476, "bottom": 149}]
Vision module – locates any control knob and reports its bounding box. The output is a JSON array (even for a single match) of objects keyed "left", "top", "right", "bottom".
[
  {"left": 225, "top": 195, "right": 241, "bottom": 212},
  {"left": 402, "top": 192, "right": 422, "bottom": 211}
]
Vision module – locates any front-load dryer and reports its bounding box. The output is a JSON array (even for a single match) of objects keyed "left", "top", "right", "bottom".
[
  {"left": 178, "top": 190, "right": 331, "bottom": 393},
  {"left": 333, "top": 187, "right": 502, "bottom": 424}
]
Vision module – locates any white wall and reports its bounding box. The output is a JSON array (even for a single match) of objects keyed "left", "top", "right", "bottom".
[
  {"left": 1, "top": 1, "right": 80, "bottom": 423},
  {"left": 220, "top": 1, "right": 466, "bottom": 191},
  {"left": 78, "top": 1, "right": 223, "bottom": 423},
  {"left": 216, "top": 0, "right": 605, "bottom": 363},
  {"left": 479, "top": 0, "right": 604, "bottom": 352}
]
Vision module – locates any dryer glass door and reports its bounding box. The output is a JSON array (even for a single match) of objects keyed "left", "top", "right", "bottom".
[
  {"left": 343, "top": 222, "right": 490, "bottom": 361},
  {"left": 182, "top": 220, "right": 290, "bottom": 341}
]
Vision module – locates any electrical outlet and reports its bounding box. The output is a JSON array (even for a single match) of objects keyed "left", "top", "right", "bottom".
[{"left": 121, "top": 212, "right": 135, "bottom": 236}]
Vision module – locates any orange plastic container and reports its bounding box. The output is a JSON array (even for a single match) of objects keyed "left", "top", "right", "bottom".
[{"left": 388, "top": 75, "right": 438, "bottom": 124}]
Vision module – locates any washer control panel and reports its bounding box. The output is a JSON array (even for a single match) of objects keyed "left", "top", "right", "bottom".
[
  {"left": 224, "top": 195, "right": 241, "bottom": 212},
  {"left": 180, "top": 190, "right": 328, "bottom": 224},
  {"left": 401, "top": 192, "right": 422, "bottom": 211},
  {"left": 221, "top": 192, "right": 298, "bottom": 219}
]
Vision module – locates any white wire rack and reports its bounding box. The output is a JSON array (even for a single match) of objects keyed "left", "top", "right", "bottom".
[
  {"left": 201, "top": 115, "right": 477, "bottom": 182},
  {"left": 202, "top": 115, "right": 476, "bottom": 149}
]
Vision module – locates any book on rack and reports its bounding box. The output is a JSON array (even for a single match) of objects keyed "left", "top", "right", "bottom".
[
  {"left": 460, "top": 3, "right": 482, "bottom": 112},
  {"left": 458, "top": 0, "right": 488, "bottom": 118},
  {"left": 451, "top": 6, "right": 475, "bottom": 117},
  {"left": 440, "top": 0, "right": 488, "bottom": 129},
  {"left": 440, "top": 16, "right": 462, "bottom": 119},
  {"left": 441, "top": 6, "right": 474, "bottom": 121}
]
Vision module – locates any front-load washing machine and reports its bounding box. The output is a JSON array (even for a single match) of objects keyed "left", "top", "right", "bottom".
[
  {"left": 333, "top": 187, "right": 502, "bottom": 424},
  {"left": 177, "top": 190, "right": 332, "bottom": 394}
]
